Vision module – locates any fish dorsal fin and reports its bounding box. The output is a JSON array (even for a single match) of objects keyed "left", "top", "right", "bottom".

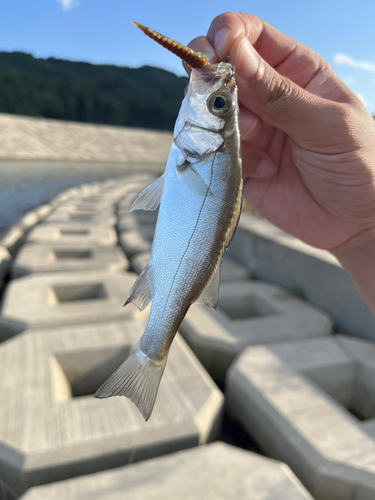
[
  {"left": 124, "top": 265, "right": 151, "bottom": 311},
  {"left": 130, "top": 175, "right": 164, "bottom": 212},
  {"left": 177, "top": 161, "right": 212, "bottom": 197},
  {"left": 196, "top": 264, "right": 221, "bottom": 309}
]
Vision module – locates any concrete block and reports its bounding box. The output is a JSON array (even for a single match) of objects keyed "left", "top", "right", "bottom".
[
  {"left": 52, "top": 204, "right": 114, "bottom": 215},
  {"left": 15, "top": 212, "right": 39, "bottom": 232},
  {"left": 0, "top": 322, "right": 223, "bottom": 494},
  {"left": 220, "top": 256, "right": 251, "bottom": 282},
  {"left": 0, "top": 271, "right": 142, "bottom": 340},
  {"left": 22, "top": 442, "right": 313, "bottom": 500},
  {"left": 117, "top": 206, "right": 158, "bottom": 222},
  {"left": 267, "top": 337, "right": 355, "bottom": 407},
  {"left": 228, "top": 213, "right": 375, "bottom": 341},
  {"left": 32, "top": 204, "right": 53, "bottom": 220},
  {"left": 117, "top": 191, "right": 142, "bottom": 211},
  {"left": 116, "top": 212, "right": 157, "bottom": 235},
  {"left": 43, "top": 211, "right": 116, "bottom": 227},
  {"left": 49, "top": 192, "right": 72, "bottom": 206},
  {"left": 0, "top": 227, "right": 24, "bottom": 256},
  {"left": 25, "top": 224, "right": 117, "bottom": 246},
  {"left": 0, "top": 246, "right": 11, "bottom": 291},
  {"left": 12, "top": 244, "right": 128, "bottom": 278},
  {"left": 131, "top": 251, "right": 150, "bottom": 274},
  {"left": 337, "top": 336, "right": 375, "bottom": 420},
  {"left": 226, "top": 338, "right": 375, "bottom": 500},
  {"left": 101, "top": 177, "right": 155, "bottom": 203},
  {"left": 180, "top": 281, "right": 333, "bottom": 382},
  {"left": 119, "top": 230, "right": 151, "bottom": 258}
]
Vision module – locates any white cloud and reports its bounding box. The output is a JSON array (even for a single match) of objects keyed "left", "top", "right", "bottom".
[
  {"left": 333, "top": 53, "right": 375, "bottom": 72},
  {"left": 56, "top": 0, "right": 79, "bottom": 11}
]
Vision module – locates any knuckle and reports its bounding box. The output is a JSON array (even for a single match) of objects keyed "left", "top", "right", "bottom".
[
  {"left": 329, "top": 103, "right": 364, "bottom": 149},
  {"left": 265, "top": 73, "right": 296, "bottom": 110}
]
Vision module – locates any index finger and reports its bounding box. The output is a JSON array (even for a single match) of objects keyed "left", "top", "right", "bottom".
[{"left": 207, "top": 12, "right": 323, "bottom": 89}]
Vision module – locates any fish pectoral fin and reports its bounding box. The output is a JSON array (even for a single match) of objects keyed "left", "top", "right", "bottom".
[
  {"left": 196, "top": 263, "right": 221, "bottom": 309},
  {"left": 94, "top": 342, "right": 167, "bottom": 421},
  {"left": 124, "top": 265, "right": 151, "bottom": 311},
  {"left": 130, "top": 175, "right": 165, "bottom": 211},
  {"left": 177, "top": 161, "right": 212, "bottom": 197}
]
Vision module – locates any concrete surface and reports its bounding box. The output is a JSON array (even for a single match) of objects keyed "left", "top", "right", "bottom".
[
  {"left": 226, "top": 337, "right": 375, "bottom": 500},
  {"left": 12, "top": 243, "right": 128, "bottom": 277},
  {"left": 116, "top": 213, "right": 157, "bottom": 235},
  {"left": 0, "top": 271, "right": 143, "bottom": 340},
  {"left": 42, "top": 211, "right": 116, "bottom": 227},
  {"left": 21, "top": 442, "right": 313, "bottom": 500},
  {"left": 51, "top": 205, "right": 114, "bottom": 216},
  {"left": 0, "top": 247, "right": 11, "bottom": 291},
  {"left": 131, "top": 251, "right": 150, "bottom": 274},
  {"left": 0, "top": 322, "right": 223, "bottom": 494},
  {"left": 25, "top": 224, "right": 117, "bottom": 246},
  {"left": 180, "top": 280, "right": 333, "bottom": 382},
  {"left": 220, "top": 256, "right": 251, "bottom": 282},
  {"left": 14, "top": 212, "right": 39, "bottom": 232},
  {"left": 0, "top": 227, "right": 24, "bottom": 256},
  {"left": 228, "top": 213, "right": 375, "bottom": 341},
  {"left": 336, "top": 335, "right": 375, "bottom": 420},
  {"left": 31, "top": 204, "right": 53, "bottom": 220},
  {"left": 119, "top": 230, "right": 152, "bottom": 258},
  {"left": 0, "top": 113, "right": 172, "bottom": 163}
]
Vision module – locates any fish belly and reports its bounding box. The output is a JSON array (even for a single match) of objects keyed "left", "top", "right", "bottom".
[{"left": 141, "top": 148, "right": 239, "bottom": 359}]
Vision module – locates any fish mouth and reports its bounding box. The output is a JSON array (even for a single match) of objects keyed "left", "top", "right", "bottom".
[{"left": 132, "top": 21, "right": 214, "bottom": 70}]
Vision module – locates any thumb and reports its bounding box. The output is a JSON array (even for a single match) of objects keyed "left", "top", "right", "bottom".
[{"left": 229, "top": 36, "right": 338, "bottom": 144}]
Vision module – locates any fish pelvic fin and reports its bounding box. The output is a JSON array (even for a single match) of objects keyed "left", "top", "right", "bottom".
[
  {"left": 94, "top": 342, "right": 167, "bottom": 421},
  {"left": 124, "top": 265, "right": 151, "bottom": 311},
  {"left": 130, "top": 174, "right": 164, "bottom": 212}
]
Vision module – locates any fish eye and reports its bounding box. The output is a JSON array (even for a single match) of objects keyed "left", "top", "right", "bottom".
[{"left": 207, "top": 91, "right": 234, "bottom": 117}]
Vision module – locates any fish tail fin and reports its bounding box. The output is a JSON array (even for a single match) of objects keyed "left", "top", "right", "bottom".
[{"left": 94, "top": 342, "right": 167, "bottom": 421}]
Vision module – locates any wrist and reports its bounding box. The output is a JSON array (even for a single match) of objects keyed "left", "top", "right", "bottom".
[
  {"left": 330, "top": 226, "right": 375, "bottom": 263},
  {"left": 330, "top": 226, "right": 375, "bottom": 316}
]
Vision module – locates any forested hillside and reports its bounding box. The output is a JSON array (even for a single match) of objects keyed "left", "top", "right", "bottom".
[{"left": 0, "top": 51, "right": 188, "bottom": 130}]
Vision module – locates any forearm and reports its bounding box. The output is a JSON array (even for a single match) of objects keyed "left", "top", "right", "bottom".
[{"left": 331, "top": 227, "right": 375, "bottom": 316}]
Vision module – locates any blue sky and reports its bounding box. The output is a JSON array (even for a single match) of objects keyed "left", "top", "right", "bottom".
[{"left": 1, "top": 0, "right": 375, "bottom": 114}]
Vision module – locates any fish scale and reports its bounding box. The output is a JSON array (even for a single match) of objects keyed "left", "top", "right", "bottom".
[{"left": 95, "top": 23, "right": 242, "bottom": 421}]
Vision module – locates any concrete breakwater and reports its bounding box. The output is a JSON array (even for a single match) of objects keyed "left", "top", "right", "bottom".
[
  {"left": 0, "top": 173, "right": 374, "bottom": 500},
  {"left": 0, "top": 113, "right": 171, "bottom": 228}
]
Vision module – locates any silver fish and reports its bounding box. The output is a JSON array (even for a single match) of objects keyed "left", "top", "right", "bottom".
[{"left": 95, "top": 23, "right": 242, "bottom": 420}]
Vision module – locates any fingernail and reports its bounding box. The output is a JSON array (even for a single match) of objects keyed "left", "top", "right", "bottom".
[
  {"left": 214, "top": 27, "right": 233, "bottom": 58},
  {"left": 256, "top": 159, "right": 276, "bottom": 177},
  {"left": 236, "top": 37, "right": 259, "bottom": 79}
]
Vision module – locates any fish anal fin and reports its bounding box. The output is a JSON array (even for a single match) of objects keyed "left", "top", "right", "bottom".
[
  {"left": 94, "top": 342, "right": 167, "bottom": 421},
  {"left": 124, "top": 265, "right": 151, "bottom": 311},
  {"left": 130, "top": 175, "right": 164, "bottom": 212},
  {"left": 196, "top": 264, "right": 221, "bottom": 309},
  {"left": 196, "top": 178, "right": 243, "bottom": 310}
]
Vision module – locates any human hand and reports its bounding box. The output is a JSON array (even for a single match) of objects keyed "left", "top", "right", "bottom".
[{"left": 186, "top": 12, "right": 375, "bottom": 253}]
